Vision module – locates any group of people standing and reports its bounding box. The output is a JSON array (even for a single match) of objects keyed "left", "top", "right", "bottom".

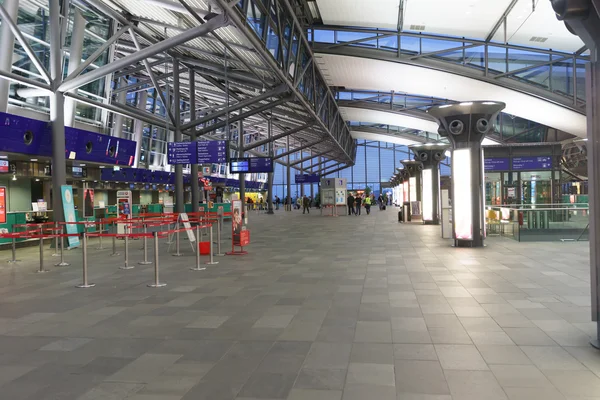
[{"left": 346, "top": 192, "right": 375, "bottom": 216}]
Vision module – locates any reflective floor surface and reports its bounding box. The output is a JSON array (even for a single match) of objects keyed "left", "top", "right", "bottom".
[{"left": 0, "top": 207, "right": 598, "bottom": 400}]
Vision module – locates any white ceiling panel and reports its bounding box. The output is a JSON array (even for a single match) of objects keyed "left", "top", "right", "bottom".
[
  {"left": 492, "top": 0, "right": 584, "bottom": 52},
  {"left": 403, "top": 0, "right": 512, "bottom": 39},
  {"left": 316, "top": 53, "right": 586, "bottom": 137},
  {"left": 351, "top": 130, "right": 420, "bottom": 146},
  {"left": 340, "top": 107, "right": 439, "bottom": 133},
  {"left": 316, "top": 0, "right": 401, "bottom": 29}
]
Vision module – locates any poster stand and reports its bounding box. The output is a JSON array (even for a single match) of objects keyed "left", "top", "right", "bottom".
[{"left": 226, "top": 199, "right": 248, "bottom": 255}]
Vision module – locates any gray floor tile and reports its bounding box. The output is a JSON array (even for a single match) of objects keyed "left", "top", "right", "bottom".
[
  {"left": 287, "top": 389, "right": 343, "bottom": 400},
  {"left": 520, "top": 346, "right": 587, "bottom": 371},
  {"left": 238, "top": 371, "right": 297, "bottom": 399},
  {"left": 294, "top": 368, "right": 347, "bottom": 390},
  {"left": 476, "top": 345, "right": 532, "bottom": 365},
  {"left": 444, "top": 370, "right": 507, "bottom": 400},
  {"left": 350, "top": 343, "right": 394, "bottom": 364},
  {"left": 342, "top": 384, "right": 396, "bottom": 400},
  {"left": 346, "top": 362, "right": 395, "bottom": 386},
  {"left": 303, "top": 342, "right": 352, "bottom": 370},
  {"left": 393, "top": 344, "right": 438, "bottom": 361},
  {"left": 354, "top": 321, "right": 392, "bottom": 343},
  {"left": 543, "top": 370, "right": 600, "bottom": 397},
  {"left": 394, "top": 360, "right": 449, "bottom": 395},
  {"left": 490, "top": 364, "right": 551, "bottom": 388},
  {"left": 435, "top": 344, "right": 488, "bottom": 370}
]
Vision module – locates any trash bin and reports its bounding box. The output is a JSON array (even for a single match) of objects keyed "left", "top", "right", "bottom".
[
  {"left": 398, "top": 210, "right": 403, "bottom": 223},
  {"left": 403, "top": 203, "right": 411, "bottom": 222}
]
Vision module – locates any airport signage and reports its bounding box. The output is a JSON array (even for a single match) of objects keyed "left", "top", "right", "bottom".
[
  {"left": 512, "top": 156, "right": 552, "bottom": 171},
  {"left": 484, "top": 158, "right": 510, "bottom": 172}
]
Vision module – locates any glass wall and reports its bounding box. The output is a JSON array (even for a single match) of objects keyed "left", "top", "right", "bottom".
[{"left": 270, "top": 140, "right": 451, "bottom": 201}]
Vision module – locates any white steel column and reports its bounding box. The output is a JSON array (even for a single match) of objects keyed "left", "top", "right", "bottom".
[
  {"left": 132, "top": 90, "right": 147, "bottom": 168},
  {"left": 189, "top": 70, "right": 199, "bottom": 213},
  {"left": 112, "top": 77, "right": 127, "bottom": 137},
  {"left": 173, "top": 59, "right": 184, "bottom": 214},
  {"left": 0, "top": 0, "right": 18, "bottom": 112},
  {"left": 64, "top": 9, "right": 85, "bottom": 127}
]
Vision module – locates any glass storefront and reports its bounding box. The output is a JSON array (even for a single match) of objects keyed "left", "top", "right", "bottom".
[{"left": 485, "top": 171, "right": 557, "bottom": 206}]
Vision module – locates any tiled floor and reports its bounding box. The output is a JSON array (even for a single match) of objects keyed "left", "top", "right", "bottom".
[{"left": 0, "top": 207, "right": 599, "bottom": 399}]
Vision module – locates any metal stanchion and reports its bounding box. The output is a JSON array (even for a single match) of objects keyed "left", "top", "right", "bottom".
[
  {"left": 138, "top": 224, "right": 152, "bottom": 265},
  {"left": 120, "top": 235, "right": 133, "bottom": 269},
  {"left": 96, "top": 220, "right": 104, "bottom": 250},
  {"left": 54, "top": 233, "right": 70, "bottom": 267},
  {"left": 51, "top": 222, "right": 60, "bottom": 256},
  {"left": 216, "top": 218, "right": 225, "bottom": 257},
  {"left": 110, "top": 235, "right": 120, "bottom": 256},
  {"left": 36, "top": 226, "right": 49, "bottom": 273},
  {"left": 172, "top": 229, "right": 183, "bottom": 256},
  {"left": 191, "top": 224, "right": 206, "bottom": 271},
  {"left": 205, "top": 224, "right": 219, "bottom": 265},
  {"left": 7, "top": 237, "right": 20, "bottom": 263},
  {"left": 76, "top": 233, "right": 95, "bottom": 288},
  {"left": 148, "top": 232, "right": 166, "bottom": 287},
  {"left": 166, "top": 221, "right": 175, "bottom": 244}
]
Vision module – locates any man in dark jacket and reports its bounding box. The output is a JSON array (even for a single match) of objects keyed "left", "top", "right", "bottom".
[
  {"left": 347, "top": 193, "right": 355, "bottom": 215},
  {"left": 355, "top": 194, "right": 362, "bottom": 216},
  {"left": 302, "top": 195, "right": 310, "bottom": 214}
]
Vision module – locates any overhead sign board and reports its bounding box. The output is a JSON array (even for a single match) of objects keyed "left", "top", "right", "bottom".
[
  {"left": 167, "top": 142, "right": 197, "bottom": 165},
  {"left": 295, "top": 174, "right": 321, "bottom": 183},
  {"left": 484, "top": 158, "right": 510, "bottom": 172},
  {"left": 512, "top": 156, "right": 552, "bottom": 171},
  {"left": 197, "top": 140, "right": 228, "bottom": 164},
  {"left": 229, "top": 157, "right": 273, "bottom": 173}
]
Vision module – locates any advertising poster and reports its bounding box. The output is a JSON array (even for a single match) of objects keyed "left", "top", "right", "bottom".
[
  {"left": 232, "top": 199, "right": 244, "bottom": 244},
  {"left": 0, "top": 187, "right": 6, "bottom": 224},
  {"left": 61, "top": 185, "right": 80, "bottom": 248},
  {"left": 83, "top": 189, "right": 94, "bottom": 217}
]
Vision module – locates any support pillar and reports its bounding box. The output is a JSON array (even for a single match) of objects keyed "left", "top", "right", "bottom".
[
  {"left": 173, "top": 59, "right": 184, "bottom": 214},
  {"left": 266, "top": 117, "right": 274, "bottom": 214},
  {"left": 410, "top": 144, "right": 449, "bottom": 225},
  {"left": 49, "top": 0, "right": 65, "bottom": 222},
  {"left": 310, "top": 150, "right": 314, "bottom": 199},
  {"left": 399, "top": 160, "right": 423, "bottom": 204},
  {"left": 112, "top": 77, "right": 127, "bottom": 137},
  {"left": 428, "top": 101, "right": 505, "bottom": 247},
  {"left": 189, "top": 71, "right": 199, "bottom": 213},
  {"left": 238, "top": 119, "right": 245, "bottom": 209},
  {"left": 64, "top": 9, "right": 85, "bottom": 127},
  {"left": 132, "top": 90, "right": 147, "bottom": 168},
  {"left": 286, "top": 135, "right": 291, "bottom": 211},
  {"left": 0, "top": 0, "right": 19, "bottom": 112}
]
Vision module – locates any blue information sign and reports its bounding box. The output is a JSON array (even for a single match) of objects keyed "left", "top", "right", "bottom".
[
  {"left": 295, "top": 174, "right": 321, "bottom": 183},
  {"left": 167, "top": 142, "right": 197, "bottom": 165},
  {"left": 512, "top": 156, "right": 552, "bottom": 171},
  {"left": 484, "top": 158, "right": 510, "bottom": 171},
  {"left": 249, "top": 157, "right": 273, "bottom": 173},
  {"left": 197, "top": 140, "right": 228, "bottom": 164}
]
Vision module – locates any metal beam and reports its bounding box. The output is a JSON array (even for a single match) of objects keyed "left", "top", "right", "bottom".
[
  {"left": 0, "top": 3, "right": 52, "bottom": 85},
  {"left": 215, "top": 0, "right": 354, "bottom": 163},
  {"left": 64, "top": 92, "right": 167, "bottom": 127},
  {"left": 181, "top": 84, "right": 288, "bottom": 131},
  {"left": 111, "top": 72, "right": 173, "bottom": 95},
  {"left": 275, "top": 139, "right": 325, "bottom": 160},
  {"left": 243, "top": 121, "right": 315, "bottom": 151},
  {"left": 59, "top": 13, "right": 228, "bottom": 93},
  {"left": 485, "top": 0, "right": 518, "bottom": 42},
  {"left": 288, "top": 149, "right": 330, "bottom": 165},
  {"left": 113, "top": 58, "right": 168, "bottom": 78},
  {"left": 193, "top": 97, "right": 292, "bottom": 137},
  {"left": 66, "top": 24, "right": 130, "bottom": 81}
]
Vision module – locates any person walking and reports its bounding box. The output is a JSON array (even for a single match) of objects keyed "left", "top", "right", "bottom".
[
  {"left": 275, "top": 195, "right": 280, "bottom": 210},
  {"left": 355, "top": 194, "right": 362, "bottom": 216},
  {"left": 378, "top": 194, "right": 384, "bottom": 210},
  {"left": 364, "top": 194, "right": 372, "bottom": 215},
  {"left": 302, "top": 195, "right": 310, "bottom": 214},
  {"left": 347, "top": 193, "right": 355, "bottom": 215}
]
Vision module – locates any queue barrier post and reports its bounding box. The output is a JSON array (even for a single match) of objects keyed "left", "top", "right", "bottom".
[
  {"left": 76, "top": 232, "right": 95, "bottom": 288},
  {"left": 54, "top": 232, "right": 70, "bottom": 267},
  {"left": 216, "top": 216, "right": 225, "bottom": 257},
  {"left": 96, "top": 220, "right": 104, "bottom": 250},
  {"left": 7, "top": 237, "right": 20, "bottom": 263},
  {"left": 173, "top": 228, "right": 183, "bottom": 257},
  {"left": 51, "top": 221, "right": 60, "bottom": 257},
  {"left": 206, "top": 224, "right": 219, "bottom": 265},
  {"left": 191, "top": 224, "right": 206, "bottom": 271},
  {"left": 36, "top": 226, "right": 49, "bottom": 273},
  {"left": 110, "top": 235, "right": 120, "bottom": 257},
  {"left": 120, "top": 235, "right": 133, "bottom": 269},
  {"left": 138, "top": 224, "right": 152, "bottom": 265},
  {"left": 148, "top": 232, "right": 166, "bottom": 287}
]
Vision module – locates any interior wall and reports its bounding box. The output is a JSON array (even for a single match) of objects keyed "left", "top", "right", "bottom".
[{"left": 0, "top": 177, "right": 33, "bottom": 212}]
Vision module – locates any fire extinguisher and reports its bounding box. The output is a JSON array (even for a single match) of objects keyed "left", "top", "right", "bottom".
[{"left": 518, "top": 212, "right": 524, "bottom": 226}]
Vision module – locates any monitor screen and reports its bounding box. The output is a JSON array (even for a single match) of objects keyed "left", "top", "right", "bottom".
[
  {"left": 72, "top": 166, "right": 83, "bottom": 178},
  {"left": 0, "top": 160, "right": 8, "bottom": 173},
  {"left": 230, "top": 158, "right": 250, "bottom": 173}
]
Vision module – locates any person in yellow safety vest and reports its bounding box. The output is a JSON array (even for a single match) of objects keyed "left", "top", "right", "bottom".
[{"left": 364, "top": 195, "right": 372, "bottom": 215}]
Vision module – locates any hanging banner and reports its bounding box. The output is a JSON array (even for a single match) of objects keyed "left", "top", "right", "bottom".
[
  {"left": 0, "top": 187, "right": 6, "bottom": 224},
  {"left": 83, "top": 188, "right": 94, "bottom": 217},
  {"left": 61, "top": 185, "right": 80, "bottom": 248}
]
